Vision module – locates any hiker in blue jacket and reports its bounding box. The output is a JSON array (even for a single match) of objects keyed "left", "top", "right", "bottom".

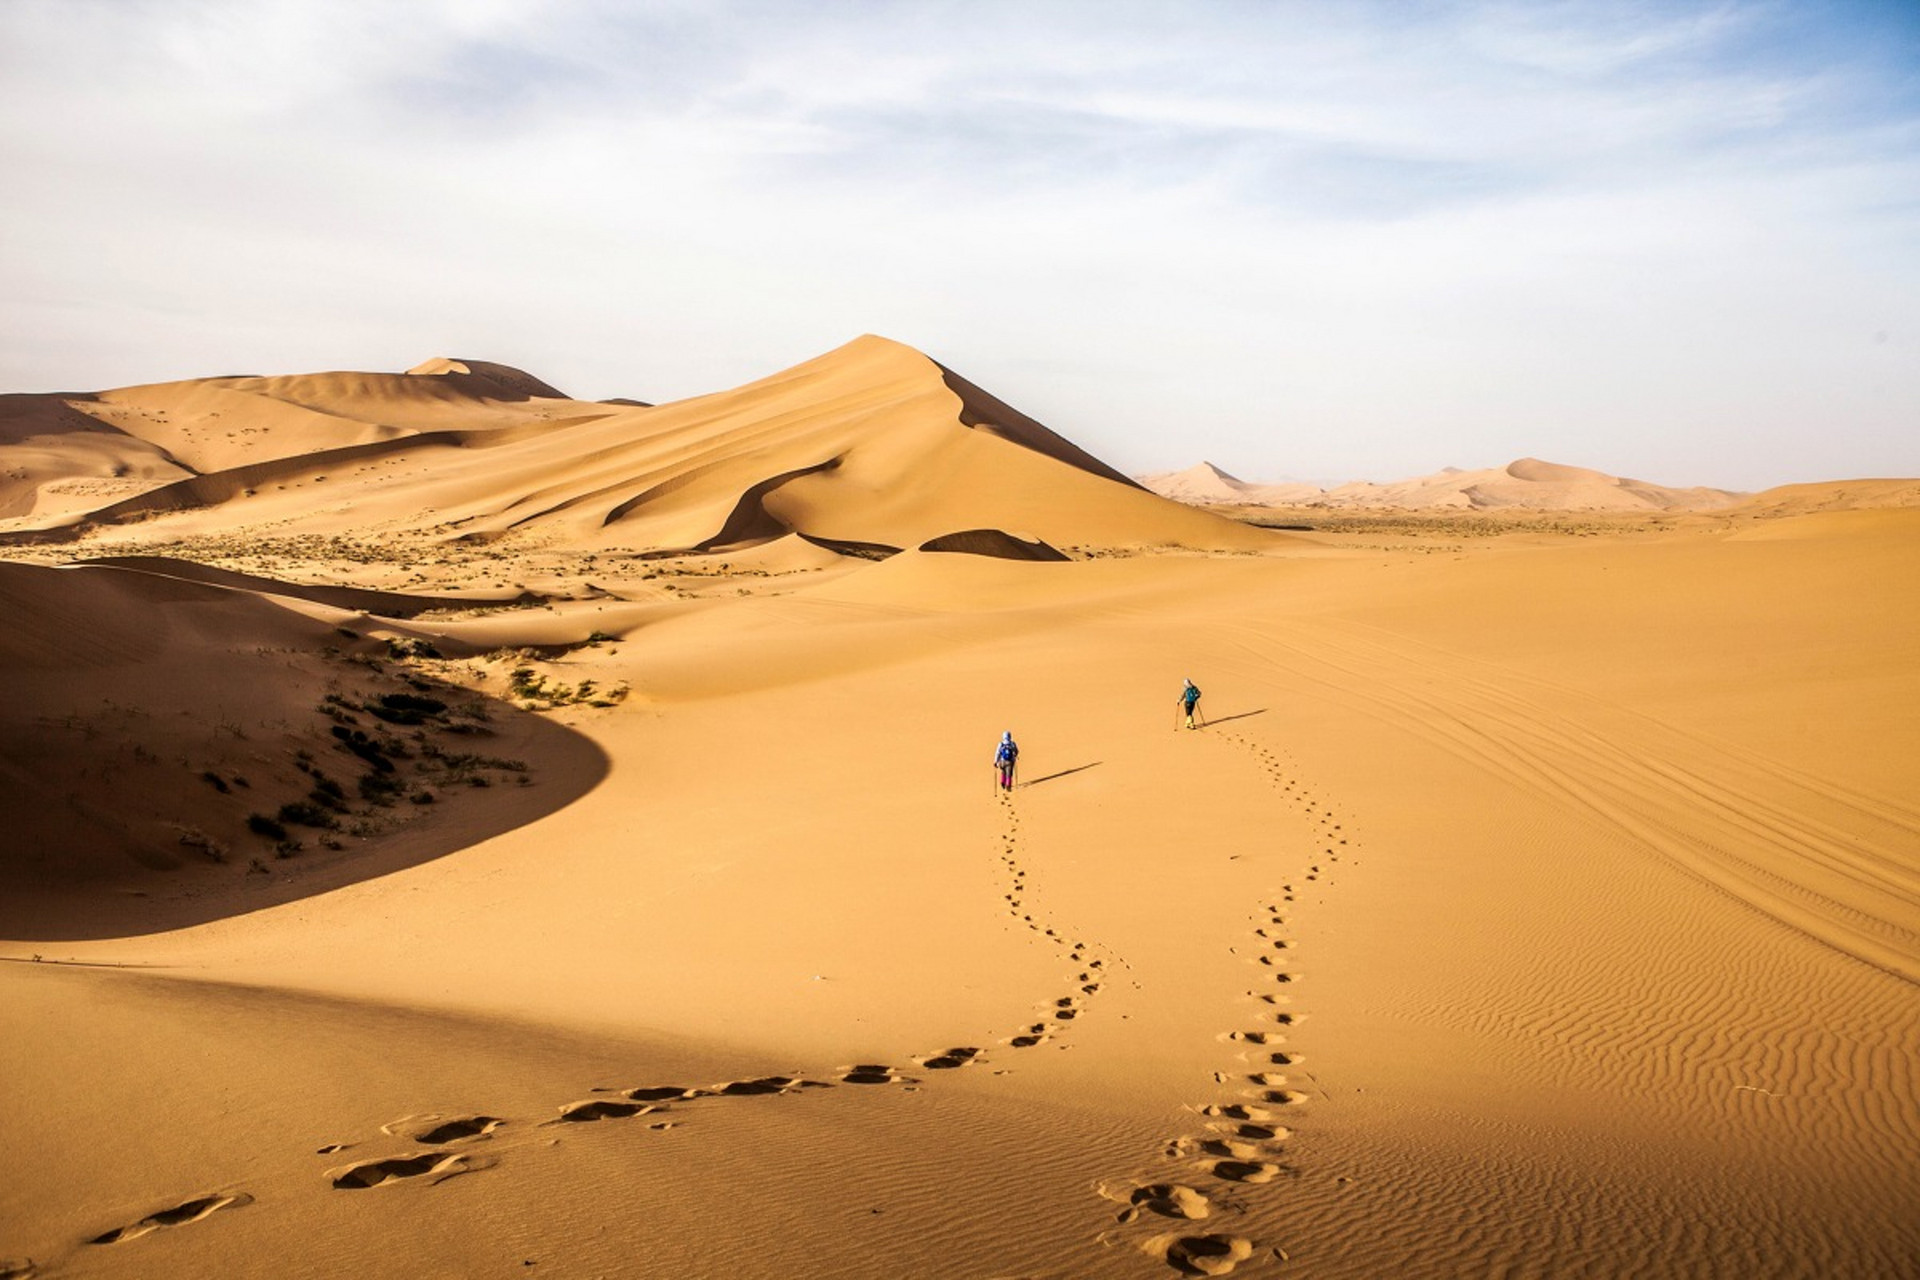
[
  {"left": 994, "top": 731, "right": 1019, "bottom": 790},
  {"left": 1179, "top": 678, "right": 1203, "bottom": 730}
]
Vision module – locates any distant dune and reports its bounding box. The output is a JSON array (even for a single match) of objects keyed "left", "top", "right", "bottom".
[
  {"left": 1, "top": 336, "right": 1274, "bottom": 560},
  {"left": 1142, "top": 457, "right": 1749, "bottom": 512},
  {"left": 1136, "top": 462, "right": 1324, "bottom": 507},
  {"left": 1731, "top": 477, "right": 1920, "bottom": 517}
]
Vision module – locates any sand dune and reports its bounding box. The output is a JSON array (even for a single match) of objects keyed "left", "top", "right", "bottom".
[
  {"left": 2, "top": 336, "right": 1273, "bottom": 560},
  {"left": 2, "top": 343, "right": 1916, "bottom": 1278},
  {"left": 1143, "top": 456, "right": 1748, "bottom": 511},
  {"left": 1139, "top": 462, "right": 1325, "bottom": 506}
]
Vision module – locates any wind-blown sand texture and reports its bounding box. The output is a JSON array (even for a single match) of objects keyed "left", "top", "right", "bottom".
[{"left": 2, "top": 338, "right": 1916, "bottom": 1279}]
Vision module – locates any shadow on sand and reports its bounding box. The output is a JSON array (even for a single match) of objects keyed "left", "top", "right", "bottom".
[
  {"left": 1202, "top": 708, "right": 1268, "bottom": 727},
  {"left": 0, "top": 561, "right": 612, "bottom": 942},
  {"left": 1020, "top": 762, "right": 1102, "bottom": 788},
  {"left": 0, "top": 704, "right": 609, "bottom": 943}
]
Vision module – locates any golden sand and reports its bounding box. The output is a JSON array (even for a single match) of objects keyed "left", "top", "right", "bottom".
[{"left": 2, "top": 341, "right": 1915, "bottom": 1278}]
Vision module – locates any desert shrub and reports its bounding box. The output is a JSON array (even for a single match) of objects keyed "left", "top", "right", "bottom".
[
  {"left": 247, "top": 813, "right": 287, "bottom": 840},
  {"left": 385, "top": 637, "right": 442, "bottom": 660},
  {"left": 175, "top": 827, "right": 228, "bottom": 863},
  {"left": 276, "top": 801, "right": 335, "bottom": 829},
  {"left": 332, "top": 725, "right": 395, "bottom": 772},
  {"left": 367, "top": 691, "right": 448, "bottom": 726},
  {"left": 200, "top": 770, "right": 230, "bottom": 794},
  {"left": 381, "top": 692, "right": 446, "bottom": 714}
]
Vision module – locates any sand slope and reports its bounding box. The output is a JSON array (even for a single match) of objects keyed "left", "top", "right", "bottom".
[
  {"left": 1, "top": 350, "right": 1915, "bottom": 1277},
  {"left": 2, "top": 337, "right": 1273, "bottom": 560}
]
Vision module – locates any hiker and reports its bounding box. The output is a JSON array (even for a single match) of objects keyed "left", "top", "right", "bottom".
[
  {"left": 1179, "top": 678, "right": 1203, "bottom": 729},
  {"left": 994, "top": 731, "right": 1019, "bottom": 790}
]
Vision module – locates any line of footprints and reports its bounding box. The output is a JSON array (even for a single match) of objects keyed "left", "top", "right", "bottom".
[
  {"left": 995, "top": 787, "right": 1120, "bottom": 1050},
  {"left": 42, "top": 794, "right": 1121, "bottom": 1270},
  {"left": 26, "top": 741, "right": 1344, "bottom": 1279},
  {"left": 1098, "top": 731, "right": 1356, "bottom": 1277}
]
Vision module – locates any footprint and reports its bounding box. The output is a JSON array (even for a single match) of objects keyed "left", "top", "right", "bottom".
[
  {"left": 625, "top": 1085, "right": 700, "bottom": 1102},
  {"left": 1197, "top": 1138, "right": 1268, "bottom": 1160},
  {"left": 712, "top": 1076, "right": 828, "bottom": 1096},
  {"left": 413, "top": 1115, "right": 505, "bottom": 1144},
  {"left": 1224, "top": 1123, "right": 1285, "bottom": 1141},
  {"left": 916, "top": 1047, "right": 982, "bottom": 1070},
  {"left": 88, "top": 1193, "right": 252, "bottom": 1243},
  {"left": 1198, "top": 1103, "right": 1277, "bottom": 1123},
  {"left": 1119, "top": 1183, "right": 1212, "bottom": 1222},
  {"left": 1142, "top": 1232, "right": 1256, "bottom": 1276},
  {"left": 841, "top": 1065, "right": 912, "bottom": 1085},
  {"left": 1008, "top": 1033, "right": 1048, "bottom": 1048},
  {"left": 1209, "top": 1160, "right": 1281, "bottom": 1185},
  {"left": 329, "top": 1153, "right": 473, "bottom": 1190},
  {"left": 0, "top": 1260, "right": 35, "bottom": 1279},
  {"left": 556, "top": 1099, "right": 656, "bottom": 1122}
]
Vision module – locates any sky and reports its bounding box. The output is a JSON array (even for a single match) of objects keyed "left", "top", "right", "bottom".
[{"left": 2, "top": 0, "right": 1916, "bottom": 490}]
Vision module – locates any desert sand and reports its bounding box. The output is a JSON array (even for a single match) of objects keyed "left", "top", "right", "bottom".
[{"left": 2, "top": 338, "right": 1916, "bottom": 1279}]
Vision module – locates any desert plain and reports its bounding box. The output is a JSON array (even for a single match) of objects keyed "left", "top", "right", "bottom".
[{"left": 1, "top": 335, "right": 1915, "bottom": 1279}]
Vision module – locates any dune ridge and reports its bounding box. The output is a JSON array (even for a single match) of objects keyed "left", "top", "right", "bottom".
[{"left": 2, "top": 337, "right": 1273, "bottom": 561}]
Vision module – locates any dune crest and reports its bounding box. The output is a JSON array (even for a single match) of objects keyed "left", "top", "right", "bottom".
[{"left": 404, "top": 357, "right": 571, "bottom": 401}]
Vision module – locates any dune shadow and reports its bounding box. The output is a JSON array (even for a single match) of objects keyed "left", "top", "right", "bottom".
[
  {"left": 0, "top": 701, "right": 609, "bottom": 942},
  {"left": 0, "top": 561, "right": 611, "bottom": 942},
  {"left": 1204, "top": 709, "right": 1268, "bottom": 727},
  {"left": 1019, "top": 762, "right": 1101, "bottom": 788}
]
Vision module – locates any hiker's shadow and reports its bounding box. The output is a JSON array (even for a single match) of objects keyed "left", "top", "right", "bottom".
[
  {"left": 1204, "top": 709, "right": 1267, "bottom": 727},
  {"left": 1021, "top": 762, "right": 1101, "bottom": 788}
]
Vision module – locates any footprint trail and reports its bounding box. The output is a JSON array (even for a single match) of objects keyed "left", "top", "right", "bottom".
[{"left": 1104, "top": 722, "right": 1359, "bottom": 1274}]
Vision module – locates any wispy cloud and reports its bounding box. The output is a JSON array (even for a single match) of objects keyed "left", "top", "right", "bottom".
[{"left": 1, "top": 0, "right": 1915, "bottom": 487}]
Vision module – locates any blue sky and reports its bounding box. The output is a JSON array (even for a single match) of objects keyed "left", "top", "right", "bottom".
[{"left": 2, "top": 0, "right": 1915, "bottom": 489}]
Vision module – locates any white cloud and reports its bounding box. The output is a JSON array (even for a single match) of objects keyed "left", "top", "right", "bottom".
[{"left": 1, "top": 0, "right": 1915, "bottom": 488}]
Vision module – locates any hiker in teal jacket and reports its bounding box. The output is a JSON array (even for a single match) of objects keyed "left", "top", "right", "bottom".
[{"left": 1179, "top": 679, "right": 1202, "bottom": 730}]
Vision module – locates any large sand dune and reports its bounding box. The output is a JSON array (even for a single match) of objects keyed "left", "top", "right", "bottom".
[
  {"left": 2, "top": 344, "right": 1915, "bottom": 1278},
  {"left": 3, "top": 336, "right": 1270, "bottom": 560}
]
